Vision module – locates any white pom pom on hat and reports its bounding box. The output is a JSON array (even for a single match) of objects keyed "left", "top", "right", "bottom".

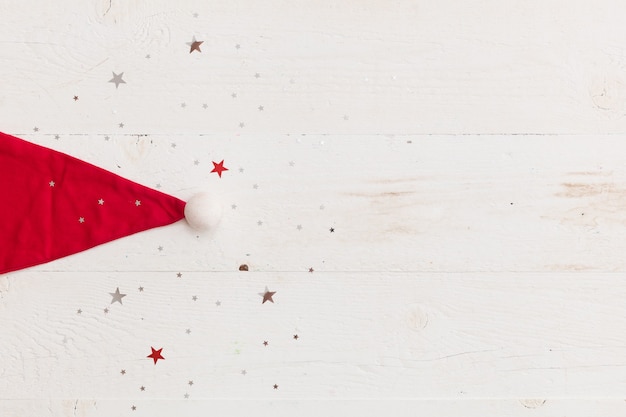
[{"left": 184, "top": 192, "right": 222, "bottom": 232}]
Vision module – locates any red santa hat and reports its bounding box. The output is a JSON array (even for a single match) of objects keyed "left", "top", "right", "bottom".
[{"left": 0, "top": 131, "right": 221, "bottom": 274}]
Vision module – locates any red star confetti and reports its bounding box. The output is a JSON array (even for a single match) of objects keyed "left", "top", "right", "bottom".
[
  {"left": 211, "top": 160, "right": 228, "bottom": 177},
  {"left": 147, "top": 347, "right": 165, "bottom": 364}
]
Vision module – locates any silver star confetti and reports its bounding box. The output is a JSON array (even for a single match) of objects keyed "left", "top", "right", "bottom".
[
  {"left": 109, "top": 287, "right": 127, "bottom": 305},
  {"left": 109, "top": 72, "right": 126, "bottom": 89}
]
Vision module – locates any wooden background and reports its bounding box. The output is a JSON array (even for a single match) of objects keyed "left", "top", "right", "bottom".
[{"left": 2, "top": 0, "right": 626, "bottom": 415}]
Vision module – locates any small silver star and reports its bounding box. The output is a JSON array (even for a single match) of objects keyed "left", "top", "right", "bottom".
[
  {"left": 184, "top": 393, "right": 189, "bottom": 399},
  {"left": 118, "top": 122, "right": 124, "bottom": 128},
  {"left": 241, "top": 369, "right": 247, "bottom": 375},
  {"left": 158, "top": 246, "right": 163, "bottom": 251},
  {"left": 215, "top": 300, "right": 221, "bottom": 306},
  {"left": 258, "top": 105, "right": 264, "bottom": 111},
  {"left": 239, "top": 167, "right": 244, "bottom": 173},
  {"left": 171, "top": 143, "right": 177, "bottom": 148},
  {"left": 138, "top": 286, "right": 144, "bottom": 292},
  {"left": 131, "top": 405, "right": 136, "bottom": 411},
  {"left": 343, "top": 115, "right": 349, "bottom": 121},
  {"left": 121, "top": 369, "right": 126, "bottom": 375},
  {"left": 193, "top": 12, "right": 199, "bottom": 17},
  {"left": 54, "top": 134, "right": 60, "bottom": 140},
  {"left": 77, "top": 309, "right": 82, "bottom": 314},
  {"left": 186, "top": 328, "right": 191, "bottom": 334},
  {"left": 109, "top": 72, "right": 126, "bottom": 89},
  {"left": 49, "top": 181, "right": 55, "bottom": 187},
  {"left": 156, "top": 183, "right": 162, "bottom": 189},
  {"left": 177, "top": 272, "right": 182, "bottom": 278},
  {"left": 140, "top": 386, "right": 145, "bottom": 391},
  {"left": 194, "top": 160, "right": 200, "bottom": 165},
  {"left": 202, "top": 103, "right": 208, "bottom": 109},
  {"left": 257, "top": 220, "right": 263, "bottom": 226},
  {"left": 33, "top": 127, "right": 39, "bottom": 132},
  {"left": 231, "top": 92, "right": 237, "bottom": 98},
  {"left": 231, "top": 204, "right": 237, "bottom": 210},
  {"left": 192, "top": 296, "right": 198, "bottom": 301},
  {"left": 78, "top": 217, "right": 85, "bottom": 223},
  {"left": 188, "top": 380, "right": 194, "bottom": 386},
  {"left": 181, "top": 102, "right": 186, "bottom": 108},
  {"left": 145, "top": 54, "right": 151, "bottom": 59},
  {"left": 289, "top": 161, "right": 295, "bottom": 166},
  {"left": 254, "top": 73, "right": 261, "bottom": 78},
  {"left": 320, "top": 204, "right": 325, "bottom": 210},
  {"left": 135, "top": 200, "right": 141, "bottom": 206},
  {"left": 109, "top": 287, "right": 127, "bottom": 305},
  {"left": 253, "top": 184, "right": 259, "bottom": 189},
  {"left": 296, "top": 225, "right": 302, "bottom": 230},
  {"left": 235, "top": 44, "right": 241, "bottom": 49},
  {"left": 239, "top": 122, "right": 245, "bottom": 128},
  {"left": 104, "top": 135, "right": 110, "bottom": 141},
  {"left": 104, "top": 308, "right": 109, "bottom": 314},
  {"left": 98, "top": 199, "right": 104, "bottom": 205}
]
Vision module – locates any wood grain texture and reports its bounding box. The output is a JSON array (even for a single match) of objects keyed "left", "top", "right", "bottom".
[
  {"left": 2, "top": 0, "right": 626, "bottom": 134},
  {"left": 2, "top": 0, "right": 626, "bottom": 416}
]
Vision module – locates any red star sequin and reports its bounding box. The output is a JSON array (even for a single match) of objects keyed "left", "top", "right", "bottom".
[
  {"left": 147, "top": 347, "right": 165, "bottom": 364},
  {"left": 211, "top": 160, "right": 229, "bottom": 177}
]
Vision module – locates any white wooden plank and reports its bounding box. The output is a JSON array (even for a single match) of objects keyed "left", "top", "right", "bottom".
[
  {"left": 2, "top": 399, "right": 626, "bottom": 417},
  {"left": 2, "top": 0, "right": 626, "bottom": 134},
  {"left": 6, "top": 133, "right": 626, "bottom": 273},
  {"left": 2, "top": 272, "right": 626, "bottom": 400}
]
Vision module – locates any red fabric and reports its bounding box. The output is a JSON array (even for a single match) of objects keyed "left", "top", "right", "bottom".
[{"left": 0, "top": 132, "right": 186, "bottom": 274}]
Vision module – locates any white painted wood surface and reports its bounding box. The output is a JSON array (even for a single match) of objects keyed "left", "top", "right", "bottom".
[{"left": 2, "top": 1, "right": 626, "bottom": 415}]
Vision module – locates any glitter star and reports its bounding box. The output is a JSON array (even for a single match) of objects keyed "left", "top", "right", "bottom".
[
  {"left": 215, "top": 300, "right": 221, "bottom": 306},
  {"left": 188, "top": 380, "right": 194, "bottom": 386},
  {"left": 49, "top": 181, "right": 55, "bottom": 187},
  {"left": 309, "top": 267, "right": 314, "bottom": 273},
  {"left": 135, "top": 200, "right": 141, "bottom": 206},
  {"left": 192, "top": 296, "right": 198, "bottom": 301},
  {"left": 260, "top": 287, "right": 276, "bottom": 304},
  {"left": 121, "top": 369, "right": 126, "bottom": 375},
  {"left": 78, "top": 217, "right": 85, "bottom": 223},
  {"left": 177, "top": 272, "right": 182, "bottom": 278},
  {"left": 140, "top": 386, "right": 145, "bottom": 391},
  {"left": 109, "top": 287, "right": 127, "bottom": 305},
  {"left": 147, "top": 347, "right": 165, "bottom": 364},
  {"left": 109, "top": 72, "right": 126, "bottom": 89},
  {"left": 241, "top": 369, "right": 247, "bottom": 375},
  {"left": 73, "top": 96, "right": 79, "bottom": 101},
  {"left": 293, "top": 334, "right": 299, "bottom": 340},
  {"left": 273, "top": 384, "right": 279, "bottom": 389},
  {"left": 263, "top": 341, "right": 269, "bottom": 346},
  {"left": 77, "top": 309, "right": 82, "bottom": 314},
  {"left": 118, "top": 122, "right": 124, "bottom": 128},
  {"left": 211, "top": 160, "right": 229, "bottom": 177},
  {"left": 187, "top": 37, "right": 204, "bottom": 53},
  {"left": 138, "top": 286, "right": 144, "bottom": 292},
  {"left": 98, "top": 198, "right": 104, "bottom": 205}
]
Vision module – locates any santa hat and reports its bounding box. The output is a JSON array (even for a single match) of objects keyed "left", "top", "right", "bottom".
[{"left": 0, "top": 131, "right": 221, "bottom": 274}]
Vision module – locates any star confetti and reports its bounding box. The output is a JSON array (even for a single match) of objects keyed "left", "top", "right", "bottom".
[
  {"left": 211, "top": 160, "right": 228, "bottom": 177},
  {"left": 260, "top": 287, "right": 276, "bottom": 304},
  {"left": 109, "top": 287, "right": 127, "bottom": 305},
  {"left": 187, "top": 37, "right": 204, "bottom": 53},
  {"left": 108, "top": 72, "right": 126, "bottom": 89},
  {"left": 147, "top": 347, "right": 165, "bottom": 364}
]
